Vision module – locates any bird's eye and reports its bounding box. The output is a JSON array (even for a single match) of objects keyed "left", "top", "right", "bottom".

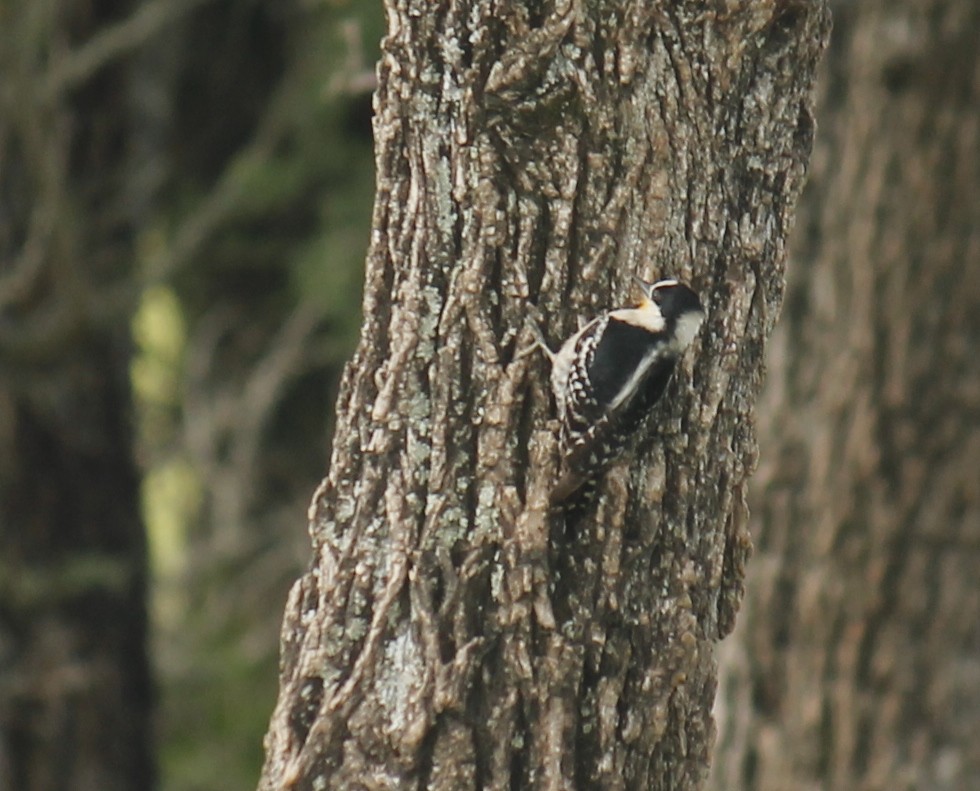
[{"left": 651, "top": 289, "right": 663, "bottom": 304}]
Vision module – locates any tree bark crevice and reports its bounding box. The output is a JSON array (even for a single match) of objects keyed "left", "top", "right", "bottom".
[{"left": 261, "top": 3, "right": 831, "bottom": 789}]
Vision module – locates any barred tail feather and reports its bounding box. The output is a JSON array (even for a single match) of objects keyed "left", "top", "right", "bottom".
[
  {"left": 552, "top": 475, "right": 600, "bottom": 535},
  {"left": 550, "top": 468, "right": 590, "bottom": 507}
]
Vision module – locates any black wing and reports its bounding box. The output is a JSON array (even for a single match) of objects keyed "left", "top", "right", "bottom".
[{"left": 588, "top": 319, "right": 668, "bottom": 409}]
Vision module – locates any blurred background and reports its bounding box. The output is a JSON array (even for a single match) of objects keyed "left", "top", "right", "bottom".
[
  {"left": 1, "top": 2, "right": 382, "bottom": 789},
  {"left": 2, "top": 1, "right": 978, "bottom": 790}
]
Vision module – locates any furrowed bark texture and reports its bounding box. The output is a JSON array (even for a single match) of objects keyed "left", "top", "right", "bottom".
[
  {"left": 260, "top": 2, "right": 829, "bottom": 789},
  {"left": 712, "top": 2, "right": 980, "bottom": 789}
]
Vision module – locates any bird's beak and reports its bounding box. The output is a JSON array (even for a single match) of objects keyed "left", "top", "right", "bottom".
[{"left": 632, "top": 275, "right": 654, "bottom": 302}]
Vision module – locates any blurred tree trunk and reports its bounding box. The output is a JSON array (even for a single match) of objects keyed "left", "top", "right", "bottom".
[
  {"left": 144, "top": 4, "right": 383, "bottom": 786},
  {"left": 712, "top": 1, "right": 980, "bottom": 789},
  {"left": 260, "top": 2, "right": 829, "bottom": 789},
  {"left": 0, "top": 3, "right": 153, "bottom": 790}
]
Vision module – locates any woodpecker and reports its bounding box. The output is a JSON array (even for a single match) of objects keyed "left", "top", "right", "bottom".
[{"left": 535, "top": 276, "right": 705, "bottom": 507}]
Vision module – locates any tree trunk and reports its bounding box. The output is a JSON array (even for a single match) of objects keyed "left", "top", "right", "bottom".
[
  {"left": 260, "top": 2, "right": 829, "bottom": 789},
  {"left": 0, "top": 3, "right": 153, "bottom": 790},
  {"left": 712, "top": 1, "right": 980, "bottom": 789}
]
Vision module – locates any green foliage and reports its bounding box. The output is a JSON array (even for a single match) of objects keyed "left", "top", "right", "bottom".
[
  {"left": 132, "top": 286, "right": 186, "bottom": 448},
  {"left": 126, "top": 3, "right": 384, "bottom": 790}
]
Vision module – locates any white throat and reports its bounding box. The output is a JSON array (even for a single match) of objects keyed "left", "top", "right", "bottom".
[{"left": 673, "top": 310, "right": 704, "bottom": 351}]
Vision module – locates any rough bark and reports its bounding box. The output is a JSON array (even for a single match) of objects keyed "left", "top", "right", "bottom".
[
  {"left": 712, "top": 2, "right": 980, "bottom": 789},
  {"left": 260, "top": 2, "right": 829, "bottom": 789},
  {"left": 0, "top": 3, "right": 154, "bottom": 791}
]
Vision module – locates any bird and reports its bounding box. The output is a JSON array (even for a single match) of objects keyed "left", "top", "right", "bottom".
[{"left": 533, "top": 276, "right": 705, "bottom": 509}]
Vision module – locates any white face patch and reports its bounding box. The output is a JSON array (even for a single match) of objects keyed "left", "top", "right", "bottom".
[
  {"left": 673, "top": 310, "right": 704, "bottom": 351},
  {"left": 609, "top": 302, "right": 665, "bottom": 334}
]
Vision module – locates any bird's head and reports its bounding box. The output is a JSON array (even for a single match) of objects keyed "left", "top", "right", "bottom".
[{"left": 631, "top": 276, "right": 705, "bottom": 349}]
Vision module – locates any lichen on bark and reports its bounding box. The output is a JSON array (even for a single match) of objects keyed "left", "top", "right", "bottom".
[{"left": 259, "top": 3, "right": 830, "bottom": 789}]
